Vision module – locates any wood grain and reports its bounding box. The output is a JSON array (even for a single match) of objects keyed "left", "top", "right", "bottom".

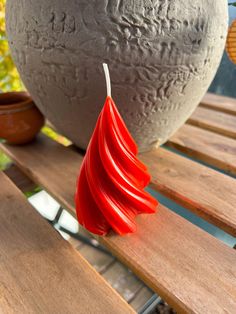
[
  {"left": 0, "top": 136, "right": 83, "bottom": 213},
  {"left": 1, "top": 135, "right": 236, "bottom": 313},
  {"left": 167, "top": 124, "right": 236, "bottom": 175},
  {"left": 188, "top": 106, "right": 236, "bottom": 139},
  {"left": 200, "top": 93, "right": 236, "bottom": 116},
  {"left": 140, "top": 147, "right": 236, "bottom": 236},
  {"left": 102, "top": 207, "right": 236, "bottom": 314},
  {"left": 0, "top": 172, "right": 134, "bottom": 314}
]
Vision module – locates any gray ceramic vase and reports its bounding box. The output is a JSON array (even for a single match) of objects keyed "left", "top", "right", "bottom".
[{"left": 6, "top": 0, "right": 228, "bottom": 152}]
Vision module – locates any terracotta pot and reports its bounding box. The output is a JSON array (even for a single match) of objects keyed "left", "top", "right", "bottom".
[
  {"left": 6, "top": 0, "right": 228, "bottom": 151},
  {"left": 0, "top": 92, "right": 45, "bottom": 144}
]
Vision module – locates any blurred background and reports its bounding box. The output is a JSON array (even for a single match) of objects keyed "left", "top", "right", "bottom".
[
  {"left": 0, "top": 0, "right": 24, "bottom": 92},
  {"left": 210, "top": 1, "right": 236, "bottom": 97}
]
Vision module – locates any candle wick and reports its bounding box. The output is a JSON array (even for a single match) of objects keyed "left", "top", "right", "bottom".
[{"left": 103, "top": 63, "right": 111, "bottom": 98}]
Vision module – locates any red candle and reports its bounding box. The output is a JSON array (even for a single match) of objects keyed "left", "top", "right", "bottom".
[{"left": 75, "top": 64, "right": 158, "bottom": 235}]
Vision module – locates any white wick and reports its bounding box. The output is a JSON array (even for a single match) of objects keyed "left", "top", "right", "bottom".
[{"left": 103, "top": 63, "right": 111, "bottom": 97}]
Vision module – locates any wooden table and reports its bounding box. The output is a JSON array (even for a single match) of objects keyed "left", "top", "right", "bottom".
[{"left": 1, "top": 93, "right": 236, "bottom": 313}]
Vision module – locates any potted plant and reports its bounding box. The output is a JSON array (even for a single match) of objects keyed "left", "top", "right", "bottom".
[{"left": 0, "top": 91, "right": 44, "bottom": 144}]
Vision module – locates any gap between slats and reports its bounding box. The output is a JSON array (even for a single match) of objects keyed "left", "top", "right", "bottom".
[
  {"left": 3, "top": 163, "right": 156, "bottom": 312},
  {"left": 200, "top": 93, "right": 236, "bottom": 116},
  {"left": 0, "top": 172, "right": 134, "bottom": 314},
  {"left": 188, "top": 106, "right": 236, "bottom": 140},
  {"left": 140, "top": 147, "right": 236, "bottom": 237}
]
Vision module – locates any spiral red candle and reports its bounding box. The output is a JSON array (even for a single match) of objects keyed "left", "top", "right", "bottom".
[{"left": 75, "top": 64, "right": 158, "bottom": 235}]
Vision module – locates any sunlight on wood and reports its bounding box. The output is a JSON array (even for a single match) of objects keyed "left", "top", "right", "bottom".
[{"left": 42, "top": 126, "right": 72, "bottom": 147}]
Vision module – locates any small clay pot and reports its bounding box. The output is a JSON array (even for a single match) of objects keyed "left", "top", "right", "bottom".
[{"left": 0, "top": 91, "right": 45, "bottom": 144}]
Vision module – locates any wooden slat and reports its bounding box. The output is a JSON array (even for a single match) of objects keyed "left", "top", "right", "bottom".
[
  {"left": 102, "top": 206, "right": 236, "bottom": 314},
  {"left": 0, "top": 172, "right": 133, "bottom": 314},
  {"left": 188, "top": 106, "right": 236, "bottom": 139},
  {"left": 1, "top": 136, "right": 236, "bottom": 313},
  {"left": 0, "top": 136, "right": 83, "bottom": 212},
  {"left": 2, "top": 135, "right": 236, "bottom": 237},
  {"left": 140, "top": 147, "right": 236, "bottom": 237},
  {"left": 167, "top": 124, "right": 236, "bottom": 175},
  {"left": 200, "top": 93, "right": 236, "bottom": 116}
]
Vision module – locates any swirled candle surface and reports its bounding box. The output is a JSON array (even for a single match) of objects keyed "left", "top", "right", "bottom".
[{"left": 75, "top": 96, "right": 158, "bottom": 235}]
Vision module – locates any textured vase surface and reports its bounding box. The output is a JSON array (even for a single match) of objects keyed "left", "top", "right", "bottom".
[{"left": 6, "top": 0, "right": 228, "bottom": 151}]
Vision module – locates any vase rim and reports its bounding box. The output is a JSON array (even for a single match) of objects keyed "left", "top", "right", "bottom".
[{"left": 0, "top": 91, "right": 34, "bottom": 114}]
